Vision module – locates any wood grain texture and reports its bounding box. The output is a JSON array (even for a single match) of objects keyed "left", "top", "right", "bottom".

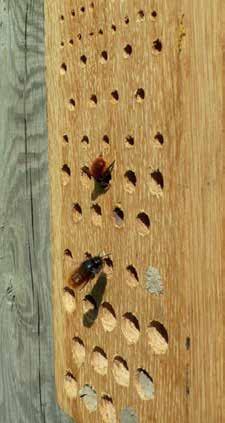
[
  {"left": 45, "top": 1, "right": 225, "bottom": 422},
  {"left": 0, "top": 1, "right": 73, "bottom": 422}
]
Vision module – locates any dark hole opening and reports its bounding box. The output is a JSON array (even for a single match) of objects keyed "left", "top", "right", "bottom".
[{"left": 151, "top": 170, "right": 164, "bottom": 189}]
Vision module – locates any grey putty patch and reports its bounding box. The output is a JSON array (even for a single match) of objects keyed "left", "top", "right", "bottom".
[
  {"left": 120, "top": 407, "right": 138, "bottom": 423},
  {"left": 79, "top": 384, "right": 97, "bottom": 412},
  {"left": 145, "top": 266, "right": 164, "bottom": 294}
]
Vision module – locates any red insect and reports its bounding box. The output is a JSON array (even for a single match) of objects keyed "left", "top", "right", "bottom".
[
  {"left": 83, "top": 156, "right": 115, "bottom": 190},
  {"left": 69, "top": 254, "right": 110, "bottom": 290}
]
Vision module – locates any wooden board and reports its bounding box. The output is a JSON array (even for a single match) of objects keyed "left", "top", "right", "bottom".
[
  {"left": 0, "top": 0, "right": 73, "bottom": 422},
  {"left": 45, "top": 1, "right": 225, "bottom": 422}
]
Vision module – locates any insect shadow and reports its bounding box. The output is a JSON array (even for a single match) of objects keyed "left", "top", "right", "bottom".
[{"left": 83, "top": 272, "right": 107, "bottom": 328}]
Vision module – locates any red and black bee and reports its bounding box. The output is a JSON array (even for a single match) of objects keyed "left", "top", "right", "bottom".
[
  {"left": 83, "top": 156, "right": 115, "bottom": 190},
  {"left": 69, "top": 254, "right": 109, "bottom": 290}
]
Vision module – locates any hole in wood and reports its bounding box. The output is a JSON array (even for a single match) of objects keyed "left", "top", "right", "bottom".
[
  {"left": 125, "top": 135, "right": 134, "bottom": 147},
  {"left": 135, "top": 369, "right": 154, "bottom": 400},
  {"left": 79, "top": 385, "right": 97, "bottom": 412},
  {"left": 67, "top": 98, "right": 76, "bottom": 111},
  {"left": 100, "top": 51, "right": 108, "bottom": 63},
  {"left": 124, "top": 170, "right": 137, "bottom": 193},
  {"left": 136, "top": 212, "right": 150, "bottom": 236},
  {"left": 126, "top": 265, "right": 139, "bottom": 288},
  {"left": 60, "top": 63, "right": 67, "bottom": 75},
  {"left": 72, "top": 336, "right": 85, "bottom": 368},
  {"left": 147, "top": 321, "right": 169, "bottom": 354},
  {"left": 124, "top": 44, "right": 132, "bottom": 58},
  {"left": 111, "top": 90, "right": 119, "bottom": 103},
  {"left": 154, "top": 132, "right": 164, "bottom": 146},
  {"left": 100, "top": 395, "right": 117, "bottom": 423},
  {"left": 152, "top": 38, "right": 163, "bottom": 54},
  {"left": 64, "top": 371, "right": 78, "bottom": 399},
  {"left": 80, "top": 54, "right": 87, "bottom": 66},
  {"left": 72, "top": 203, "right": 82, "bottom": 224},
  {"left": 63, "top": 287, "right": 76, "bottom": 313},
  {"left": 135, "top": 88, "right": 145, "bottom": 102},
  {"left": 100, "top": 302, "right": 117, "bottom": 332},
  {"left": 61, "top": 164, "right": 71, "bottom": 185},
  {"left": 137, "top": 10, "right": 145, "bottom": 21},
  {"left": 121, "top": 312, "right": 140, "bottom": 344},
  {"left": 91, "top": 203, "right": 102, "bottom": 227},
  {"left": 149, "top": 170, "right": 164, "bottom": 197},
  {"left": 91, "top": 346, "right": 108, "bottom": 375},
  {"left": 89, "top": 94, "right": 98, "bottom": 106},
  {"left": 81, "top": 135, "right": 89, "bottom": 145},
  {"left": 63, "top": 134, "right": 69, "bottom": 144},
  {"left": 112, "top": 356, "right": 130, "bottom": 387},
  {"left": 113, "top": 206, "right": 124, "bottom": 228}
]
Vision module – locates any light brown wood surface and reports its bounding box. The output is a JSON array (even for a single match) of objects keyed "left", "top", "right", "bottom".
[{"left": 45, "top": 1, "right": 225, "bottom": 422}]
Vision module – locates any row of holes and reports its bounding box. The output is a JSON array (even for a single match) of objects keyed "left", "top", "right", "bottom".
[
  {"left": 63, "top": 132, "right": 164, "bottom": 147},
  {"left": 63, "top": 289, "right": 168, "bottom": 351},
  {"left": 60, "top": 39, "right": 162, "bottom": 66},
  {"left": 65, "top": 88, "right": 147, "bottom": 110},
  {"left": 60, "top": 8, "right": 157, "bottom": 21}
]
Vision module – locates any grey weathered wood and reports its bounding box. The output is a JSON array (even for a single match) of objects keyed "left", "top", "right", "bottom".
[{"left": 0, "top": 1, "right": 73, "bottom": 421}]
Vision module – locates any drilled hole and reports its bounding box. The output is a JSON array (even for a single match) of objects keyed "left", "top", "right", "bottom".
[
  {"left": 100, "top": 50, "right": 108, "bottom": 63},
  {"left": 90, "top": 94, "right": 98, "bottom": 106},
  {"left": 64, "top": 249, "right": 73, "bottom": 258},
  {"left": 62, "top": 164, "right": 71, "bottom": 185},
  {"left": 72, "top": 336, "right": 85, "bottom": 368},
  {"left": 72, "top": 203, "right": 82, "bottom": 223},
  {"left": 151, "top": 10, "right": 158, "bottom": 19},
  {"left": 103, "top": 134, "right": 110, "bottom": 144},
  {"left": 147, "top": 321, "right": 169, "bottom": 354},
  {"left": 60, "top": 63, "right": 67, "bottom": 75},
  {"left": 91, "top": 204, "right": 102, "bottom": 227},
  {"left": 146, "top": 267, "right": 164, "bottom": 294},
  {"left": 79, "top": 385, "right": 97, "bottom": 412},
  {"left": 135, "top": 88, "right": 145, "bottom": 102},
  {"left": 64, "top": 371, "right": 78, "bottom": 399},
  {"left": 125, "top": 135, "right": 134, "bottom": 147},
  {"left": 113, "top": 356, "right": 130, "bottom": 387},
  {"left": 100, "top": 395, "right": 117, "bottom": 423},
  {"left": 113, "top": 206, "right": 124, "bottom": 228},
  {"left": 152, "top": 38, "right": 163, "bottom": 53},
  {"left": 124, "top": 44, "right": 132, "bottom": 58},
  {"left": 71, "top": 9, "right": 75, "bottom": 17},
  {"left": 80, "top": 55, "right": 87, "bottom": 65},
  {"left": 81, "top": 135, "right": 89, "bottom": 145},
  {"left": 154, "top": 132, "right": 164, "bottom": 146},
  {"left": 137, "top": 10, "right": 145, "bottom": 21},
  {"left": 136, "top": 212, "right": 150, "bottom": 236},
  {"left": 63, "top": 134, "right": 69, "bottom": 143},
  {"left": 121, "top": 312, "right": 140, "bottom": 344},
  {"left": 135, "top": 369, "right": 154, "bottom": 400},
  {"left": 100, "top": 302, "right": 117, "bottom": 332},
  {"left": 67, "top": 98, "right": 75, "bottom": 111},
  {"left": 124, "top": 16, "right": 129, "bottom": 24},
  {"left": 63, "top": 287, "right": 76, "bottom": 313},
  {"left": 111, "top": 90, "right": 119, "bottom": 103},
  {"left": 111, "top": 24, "right": 116, "bottom": 31},
  {"left": 91, "top": 347, "right": 108, "bottom": 375},
  {"left": 126, "top": 265, "right": 139, "bottom": 288}
]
